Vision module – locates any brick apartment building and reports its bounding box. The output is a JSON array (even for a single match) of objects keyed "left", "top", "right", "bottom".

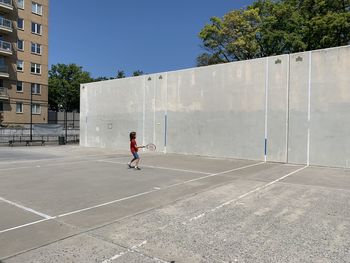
[{"left": 0, "top": 0, "right": 48, "bottom": 126}]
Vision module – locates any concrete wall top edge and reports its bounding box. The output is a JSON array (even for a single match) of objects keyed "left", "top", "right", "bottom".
[{"left": 82, "top": 45, "right": 350, "bottom": 89}]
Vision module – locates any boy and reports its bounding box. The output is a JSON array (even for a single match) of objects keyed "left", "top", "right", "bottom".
[{"left": 128, "top": 131, "right": 143, "bottom": 170}]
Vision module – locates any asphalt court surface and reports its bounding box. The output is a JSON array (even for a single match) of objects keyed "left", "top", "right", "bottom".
[{"left": 0, "top": 146, "right": 349, "bottom": 262}]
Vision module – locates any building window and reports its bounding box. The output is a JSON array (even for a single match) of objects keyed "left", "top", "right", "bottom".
[
  {"left": 31, "top": 22, "right": 42, "bottom": 35},
  {"left": 17, "top": 60, "right": 24, "bottom": 71},
  {"left": 31, "top": 83, "right": 41, "bottom": 94},
  {"left": 31, "top": 63, "right": 41, "bottom": 74},
  {"left": 17, "top": 18, "right": 24, "bottom": 30},
  {"left": 32, "top": 103, "right": 41, "bottom": 114},
  {"left": 0, "top": 58, "right": 6, "bottom": 74},
  {"left": 17, "top": 0, "right": 24, "bottom": 9},
  {"left": 32, "top": 2, "right": 42, "bottom": 15},
  {"left": 0, "top": 101, "right": 3, "bottom": 112},
  {"left": 16, "top": 102, "right": 23, "bottom": 113},
  {"left": 31, "top": 42, "right": 41, "bottom": 54},
  {"left": 17, "top": 39, "right": 24, "bottom": 51},
  {"left": 17, "top": 81, "right": 23, "bottom": 92}
]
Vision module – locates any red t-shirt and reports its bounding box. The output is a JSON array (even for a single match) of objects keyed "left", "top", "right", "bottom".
[{"left": 130, "top": 139, "right": 138, "bottom": 153}]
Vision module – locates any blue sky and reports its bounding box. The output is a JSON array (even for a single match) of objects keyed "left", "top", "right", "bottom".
[{"left": 49, "top": 0, "right": 254, "bottom": 78}]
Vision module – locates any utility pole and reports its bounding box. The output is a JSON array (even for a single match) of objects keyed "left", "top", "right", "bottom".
[{"left": 64, "top": 81, "right": 68, "bottom": 143}]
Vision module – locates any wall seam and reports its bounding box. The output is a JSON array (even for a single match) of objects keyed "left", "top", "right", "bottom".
[{"left": 264, "top": 57, "right": 269, "bottom": 162}]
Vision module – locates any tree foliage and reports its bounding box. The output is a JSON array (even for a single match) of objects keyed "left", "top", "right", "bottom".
[
  {"left": 48, "top": 64, "right": 93, "bottom": 111},
  {"left": 199, "top": 9, "right": 262, "bottom": 63},
  {"left": 94, "top": 76, "right": 110, "bottom": 82},
  {"left": 116, "top": 70, "right": 126, "bottom": 79},
  {"left": 132, "top": 70, "right": 144, "bottom": 76},
  {"left": 198, "top": 0, "right": 350, "bottom": 66}
]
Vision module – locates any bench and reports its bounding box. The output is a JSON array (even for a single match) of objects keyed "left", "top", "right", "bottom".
[
  {"left": 25, "top": 140, "right": 45, "bottom": 146},
  {"left": 9, "top": 139, "right": 45, "bottom": 147}
]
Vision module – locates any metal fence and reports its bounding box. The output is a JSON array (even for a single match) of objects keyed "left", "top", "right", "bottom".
[
  {"left": 0, "top": 127, "right": 79, "bottom": 146},
  {"left": 48, "top": 111, "right": 80, "bottom": 128}
]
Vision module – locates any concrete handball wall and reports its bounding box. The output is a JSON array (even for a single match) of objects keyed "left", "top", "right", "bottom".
[{"left": 80, "top": 45, "right": 350, "bottom": 168}]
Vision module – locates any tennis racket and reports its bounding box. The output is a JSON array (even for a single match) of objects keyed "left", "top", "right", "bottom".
[{"left": 143, "top": 143, "right": 156, "bottom": 151}]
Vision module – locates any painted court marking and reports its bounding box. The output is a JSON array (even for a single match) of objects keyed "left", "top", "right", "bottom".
[
  {"left": 98, "top": 159, "right": 212, "bottom": 175},
  {"left": 166, "top": 162, "right": 265, "bottom": 188},
  {"left": 0, "top": 196, "right": 53, "bottom": 220},
  {"left": 57, "top": 162, "right": 265, "bottom": 218},
  {"left": 187, "top": 165, "right": 308, "bottom": 222},
  {"left": 0, "top": 219, "right": 51, "bottom": 234},
  {"left": 101, "top": 239, "right": 168, "bottom": 263},
  {"left": 56, "top": 190, "right": 158, "bottom": 218},
  {"left": 0, "top": 161, "right": 265, "bottom": 234},
  {"left": 0, "top": 156, "right": 130, "bottom": 172},
  {"left": 101, "top": 240, "right": 147, "bottom": 263}
]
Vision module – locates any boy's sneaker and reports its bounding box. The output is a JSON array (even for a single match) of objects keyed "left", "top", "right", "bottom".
[
  {"left": 135, "top": 166, "right": 141, "bottom": 170},
  {"left": 128, "top": 163, "right": 134, "bottom": 168}
]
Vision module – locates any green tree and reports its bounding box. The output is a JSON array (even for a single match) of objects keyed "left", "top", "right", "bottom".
[
  {"left": 116, "top": 70, "right": 126, "bottom": 78},
  {"left": 198, "top": 0, "right": 350, "bottom": 65},
  {"left": 290, "top": 0, "right": 350, "bottom": 49},
  {"left": 94, "top": 76, "right": 110, "bottom": 82},
  {"left": 198, "top": 8, "right": 262, "bottom": 65},
  {"left": 252, "top": 0, "right": 307, "bottom": 56},
  {"left": 196, "top": 53, "right": 224, "bottom": 66},
  {"left": 253, "top": 0, "right": 350, "bottom": 54},
  {"left": 49, "top": 64, "right": 93, "bottom": 111},
  {"left": 132, "top": 70, "right": 144, "bottom": 76}
]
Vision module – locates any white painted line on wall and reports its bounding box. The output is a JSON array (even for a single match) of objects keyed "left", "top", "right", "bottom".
[
  {"left": 0, "top": 196, "right": 53, "bottom": 219},
  {"left": 307, "top": 51, "right": 312, "bottom": 166},
  {"left": 153, "top": 77, "right": 156, "bottom": 145},
  {"left": 101, "top": 240, "right": 147, "bottom": 263},
  {"left": 264, "top": 57, "right": 269, "bottom": 162},
  {"left": 142, "top": 76, "right": 146, "bottom": 148},
  {"left": 164, "top": 72, "right": 168, "bottom": 154},
  {"left": 98, "top": 159, "right": 212, "bottom": 175},
  {"left": 285, "top": 54, "right": 291, "bottom": 162},
  {"left": 188, "top": 165, "right": 308, "bottom": 222}
]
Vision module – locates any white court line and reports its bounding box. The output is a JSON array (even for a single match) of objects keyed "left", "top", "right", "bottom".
[
  {"left": 0, "top": 160, "right": 99, "bottom": 172},
  {"left": 0, "top": 196, "right": 53, "bottom": 219},
  {"left": 166, "top": 162, "right": 266, "bottom": 188},
  {"left": 0, "top": 161, "right": 266, "bottom": 234},
  {"left": 0, "top": 157, "right": 130, "bottom": 172},
  {"left": 56, "top": 190, "right": 157, "bottom": 218},
  {"left": 0, "top": 153, "right": 127, "bottom": 165},
  {"left": 101, "top": 240, "right": 168, "bottom": 263},
  {"left": 58, "top": 161, "right": 265, "bottom": 218},
  {"left": 0, "top": 218, "right": 51, "bottom": 234},
  {"left": 101, "top": 240, "right": 147, "bottom": 263},
  {"left": 98, "top": 159, "right": 212, "bottom": 175},
  {"left": 188, "top": 165, "right": 308, "bottom": 222}
]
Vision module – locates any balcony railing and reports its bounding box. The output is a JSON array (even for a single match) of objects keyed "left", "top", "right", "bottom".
[
  {"left": 0, "top": 40, "right": 11, "bottom": 53},
  {"left": 0, "top": 87, "right": 9, "bottom": 100},
  {"left": 0, "top": 17, "right": 12, "bottom": 31},
  {"left": 0, "top": 0, "right": 12, "bottom": 9}
]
